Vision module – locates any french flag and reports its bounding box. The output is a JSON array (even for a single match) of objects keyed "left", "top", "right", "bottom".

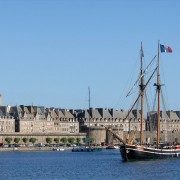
[{"left": 160, "top": 44, "right": 172, "bottom": 53}]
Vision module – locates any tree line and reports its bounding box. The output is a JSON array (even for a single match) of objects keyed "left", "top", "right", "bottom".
[{"left": 4, "top": 137, "right": 82, "bottom": 146}]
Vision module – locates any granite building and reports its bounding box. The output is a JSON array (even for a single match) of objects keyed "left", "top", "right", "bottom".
[
  {"left": 0, "top": 106, "right": 15, "bottom": 133},
  {"left": 147, "top": 110, "right": 180, "bottom": 132},
  {"left": 8, "top": 105, "right": 79, "bottom": 134},
  {"left": 77, "top": 108, "right": 146, "bottom": 144},
  {"left": 78, "top": 108, "right": 146, "bottom": 132}
]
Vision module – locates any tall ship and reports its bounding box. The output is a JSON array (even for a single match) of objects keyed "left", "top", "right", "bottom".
[{"left": 106, "top": 42, "right": 180, "bottom": 161}]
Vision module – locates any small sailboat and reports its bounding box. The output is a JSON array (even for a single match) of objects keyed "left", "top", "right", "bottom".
[
  {"left": 52, "top": 147, "right": 65, "bottom": 151},
  {"left": 106, "top": 144, "right": 119, "bottom": 150},
  {"left": 106, "top": 42, "right": 180, "bottom": 161}
]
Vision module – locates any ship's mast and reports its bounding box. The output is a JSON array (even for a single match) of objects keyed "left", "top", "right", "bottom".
[
  {"left": 123, "top": 43, "right": 159, "bottom": 145},
  {"left": 88, "top": 86, "right": 91, "bottom": 147},
  {"left": 156, "top": 41, "right": 161, "bottom": 146},
  {"left": 140, "top": 42, "right": 144, "bottom": 145}
]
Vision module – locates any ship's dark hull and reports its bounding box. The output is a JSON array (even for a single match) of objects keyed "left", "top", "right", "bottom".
[{"left": 120, "top": 145, "right": 180, "bottom": 162}]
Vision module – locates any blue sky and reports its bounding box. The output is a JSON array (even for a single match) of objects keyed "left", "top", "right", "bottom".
[{"left": 0, "top": 0, "right": 179, "bottom": 110}]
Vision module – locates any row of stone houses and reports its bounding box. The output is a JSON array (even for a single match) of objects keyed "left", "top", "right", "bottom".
[
  {"left": 0, "top": 105, "right": 79, "bottom": 134},
  {"left": 0, "top": 105, "right": 180, "bottom": 136},
  {"left": 78, "top": 108, "right": 180, "bottom": 133},
  {"left": 147, "top": 110, "right": 180, "bottom": 132},
  {"left": 77, "top": 108, "right": 146, "bottom": 132}
]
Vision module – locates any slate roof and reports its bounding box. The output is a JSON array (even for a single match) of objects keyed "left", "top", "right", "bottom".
[
  {"left": 175, "top": 111, "right": 180, "bottom": 118},
  {"left": 166, "top": 111, "right": 179, "bottom": 119},
  {"left": 0, "top": 106, "right": 7, "bottom": 116},
  {"left": 99, "top": 108, "right": 112, "bottom": 119},
  {"left": 62, "top": 109, "right": 75, "bottom": 119},
  {"left": 54, "top": 109, "right": 65, "bottom": 118},
  {"left": 0, "top": 108, "right": 5, "bottom": 116},
  {"left": 89, "top": 108, "right": 102, "bottom": 118}
]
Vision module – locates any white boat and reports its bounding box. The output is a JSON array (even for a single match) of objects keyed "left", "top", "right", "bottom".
[
  {"left": 53, "top": 147, "right": 65, "bottom": 151},
  {"left": 106, "top": 145, "right": 119, "bottom": 150}
]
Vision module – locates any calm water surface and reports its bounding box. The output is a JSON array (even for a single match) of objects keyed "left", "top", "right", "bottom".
[{"left": 0, "top": 150, "right": 180, "bottom": 180}]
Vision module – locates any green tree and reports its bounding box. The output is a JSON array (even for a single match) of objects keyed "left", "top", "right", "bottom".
[
  {"left": 14, "top": 137, "right": 20, "bottom": 144},
  {"left": 89, "top": 137, "right": 94, "bottom": 144},
  {"left": 5, "top": 137, "right": 12, "bottom": 144},
  {"left": 60, "top": 137, "right": 67, "bottom": 144},
  {"left": 54, "top": 138, "right": 60, "bottom": 144},
  {"left": 84, "top": 137, "right": 94, "bottom": 145},
  {"left": 82, "top": 137, "right": 86, "bottom": 143},
  {"left": 29, "top": 138, "right": 37, "bottom": 145},
  {"left": 22, "top": 137, "right": 28, "bottom": 144},
  {"left": 68, "top": 137, "right": 75, "bottom": 144},
  {"left": 46, "top": 137, "right": 52, "bottom": 144},
  {"left": 76, "top": 137, "right": 81, "bottom": 144}
]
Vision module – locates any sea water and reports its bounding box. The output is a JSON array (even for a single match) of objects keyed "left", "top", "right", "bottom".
[{"left": 0, "top": 149, "right": 179, "bottom": 180}]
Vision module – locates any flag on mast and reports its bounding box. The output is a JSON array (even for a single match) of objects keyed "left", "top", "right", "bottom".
[{"left": 160, "top": 44, "right": 172, "bottom": 53}]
